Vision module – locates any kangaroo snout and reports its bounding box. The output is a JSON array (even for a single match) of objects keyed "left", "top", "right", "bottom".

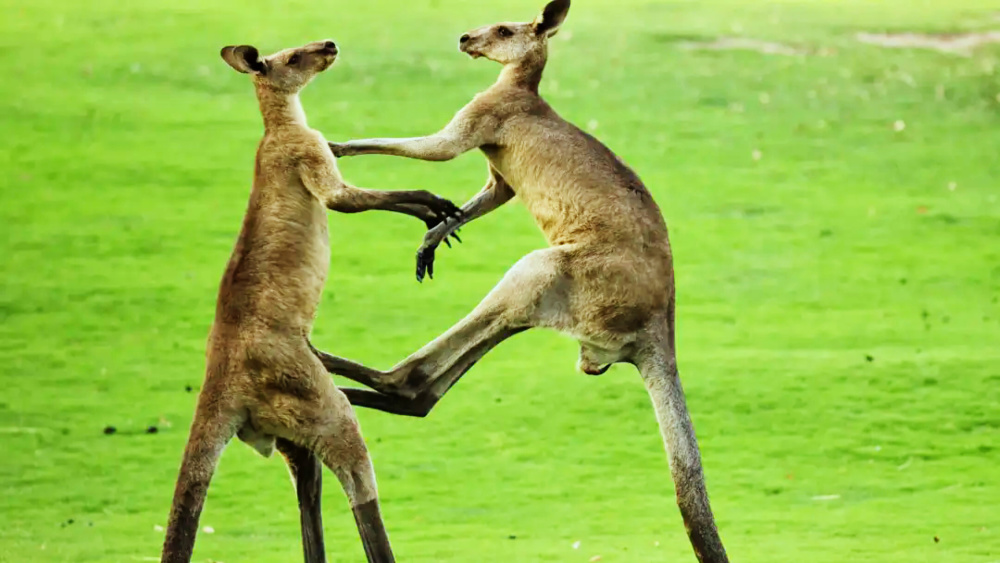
[
  {"left": 458, "top": 32, "right": 482, "bottom": 57},
  {"left": 322, "top": 40, "right": 338, "bottom": 53}
]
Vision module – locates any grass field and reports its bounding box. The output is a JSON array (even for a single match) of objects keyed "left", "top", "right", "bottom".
[{"left": 2, "top": 0, "right": 1000, "bottom": 561}]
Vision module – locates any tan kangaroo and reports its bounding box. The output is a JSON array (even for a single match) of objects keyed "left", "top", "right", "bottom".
[
  {"left": 312, "top": 1, "right": 730, "bottom": 561},
  {"left": 161, "top": 40, "right": 460, "bottom": 563}
]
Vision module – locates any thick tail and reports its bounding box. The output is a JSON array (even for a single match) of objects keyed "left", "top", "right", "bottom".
[
  {"left": 277, "top": 438, "right": 327, "bottom": 563},
  {"left": 161, "top": 408, "right": 235, "bottom": 563},
  {"left": 639, "top": 353, "right": 729, "bottom": 563},
  {"left": 352, "top": 499, "right": 395, "bottom": 563}
]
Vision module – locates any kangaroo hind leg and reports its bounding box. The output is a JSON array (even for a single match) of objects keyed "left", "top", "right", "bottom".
[
  {"left": 341, "top": 246, "right": 574, "bottom": 417},
  {"left": 161, "top": 397, "right": 241, "bottom": 563},
  {"left": 277, "top": 438, "right": 327, "bottom": 563},
  {"left": 256, "top": 372, "right": 395, "bottom": 563}
]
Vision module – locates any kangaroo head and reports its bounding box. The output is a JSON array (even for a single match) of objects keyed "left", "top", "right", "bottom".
[
  {"left": 220, "top": 40, "right": 339, "bottom": 93},
  {"left": 458, "top": 0, "right": 569, "bottom": 65}
]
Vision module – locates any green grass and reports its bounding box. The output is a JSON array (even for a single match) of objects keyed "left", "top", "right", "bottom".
[{"left": 2, "top": 0, "right": 999, "bottom": 561}]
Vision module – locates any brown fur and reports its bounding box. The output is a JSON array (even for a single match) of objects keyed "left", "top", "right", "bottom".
[
  {"left": 318, "top": 2, "right": 730, "bottom": 561},
  {"left": 160, "top": 39, "right": 460, "bottom": 563}
]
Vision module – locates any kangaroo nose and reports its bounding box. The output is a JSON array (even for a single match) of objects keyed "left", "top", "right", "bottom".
[
  {"left": 459, "top": 34, "right": 470, "bottom": 44},
  {"left": 324, "top": 40, "right": 337, "bottom": 51}
]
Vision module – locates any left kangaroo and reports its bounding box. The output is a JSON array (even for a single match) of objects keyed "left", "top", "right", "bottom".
[{"left": 161, "top": 39, "right": 459, "bottom": 563}]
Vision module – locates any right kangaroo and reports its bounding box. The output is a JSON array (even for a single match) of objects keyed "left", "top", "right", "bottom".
[{"left": 321, "top": 1, "right": 729, "bottom": 561}]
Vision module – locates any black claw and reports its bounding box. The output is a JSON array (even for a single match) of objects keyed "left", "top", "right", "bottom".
[
  {"left": 451, "top": 232, "right": 462, "bottom": 243},
  {"left": 443, "top": 238, "right": 452, "bottom": 248},
  {"left": 434, "top": 198, "right": 462, "bottom": 220},
  {"left": 415, "top": 245, "right": 437, "bottom": 283}
]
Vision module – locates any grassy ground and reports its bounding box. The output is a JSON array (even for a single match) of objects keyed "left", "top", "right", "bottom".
[{"left": 2, "top": 0, "right": 999, "bottom": 561}]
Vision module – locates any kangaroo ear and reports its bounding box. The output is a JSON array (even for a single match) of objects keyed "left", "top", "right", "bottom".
[
  {"left": 533, "top": 0, "right": 570, "bottom": 37},
  {"left": 220, "top": 45, "right": 267, "bottom": 74}
]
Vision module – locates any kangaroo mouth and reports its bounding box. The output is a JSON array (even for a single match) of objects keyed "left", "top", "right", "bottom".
[
  {"left": 318, "top": 42, "right": 338, "bottom": 68},
  {"left": 459, "top": 43, "right": 483, "bottom": 58}
]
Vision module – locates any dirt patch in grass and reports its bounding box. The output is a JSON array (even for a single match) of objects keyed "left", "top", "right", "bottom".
[
  {"left": 679, "top": 37, "right": 805, "bottom": 56},
  {"left": 856, "top": 31, "right": 1000, "bottom": 55}
]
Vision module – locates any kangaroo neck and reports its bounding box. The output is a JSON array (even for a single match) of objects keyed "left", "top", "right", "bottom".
[
  {"left": 255, "top": 84, "right": 307, "bottom": 131},
  {"left": 498, "top": 51, "right": 547, "bottom": 93}
]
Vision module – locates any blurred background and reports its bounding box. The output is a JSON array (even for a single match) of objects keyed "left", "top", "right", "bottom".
[{"left": 1, "top": 0, "right": 998, "bottom": 561}]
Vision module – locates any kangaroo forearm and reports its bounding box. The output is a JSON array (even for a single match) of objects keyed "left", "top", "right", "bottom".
[
  {"left": 462, "top": 182, "right": 512, "bottom": 221},
  {"left": 338, "top": 137, "right": 462, "bottom": 161},
  {"left": 326, "top": 188, "right": 395, "bottom": 213},
  {"left": 386, "top": 202, "right": 433, "bottom": 220},
  {"left": 423, "top": 183, "right": 511, "bottom": 247},
  {"left": 327, "top": 187, "right": 453, "bottom": 214},
  {"left": 381, "top": 202, "right": 462, "bottom": 230}
]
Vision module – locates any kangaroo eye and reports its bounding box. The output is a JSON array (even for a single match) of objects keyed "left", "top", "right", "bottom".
[
  {"left": 497, "top": 26, "right": 513, "bottom": 38},
  {"left": 287, "top": 54, "right": 301, "bottom": 65}
]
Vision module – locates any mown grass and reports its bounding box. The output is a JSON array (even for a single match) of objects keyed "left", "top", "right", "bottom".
[{"left": 1, "top": 0, "right": 998, "bottom": 561}]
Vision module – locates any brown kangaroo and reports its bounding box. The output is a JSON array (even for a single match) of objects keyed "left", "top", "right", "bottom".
[
  {"left": 314, "top": 1, "right": 729, "bottom": 561},
  {"left": 161, "top": 40, "right": 460, "bottom": 563}
]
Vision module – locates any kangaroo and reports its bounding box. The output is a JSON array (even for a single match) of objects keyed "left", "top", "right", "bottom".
[
  {"left": 161, "top": 40, "right": 460, "bottom": 563},
  {"left": 313, "top": 2, "right": 729, "bottom": 561}
]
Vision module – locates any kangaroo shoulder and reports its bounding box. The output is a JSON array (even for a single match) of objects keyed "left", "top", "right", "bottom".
[{"left": 266, "top": 129, "right": 331, "bottom": 163}]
